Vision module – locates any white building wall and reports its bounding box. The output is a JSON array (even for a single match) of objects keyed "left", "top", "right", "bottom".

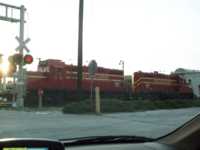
[
  {"left": 183, "top": 74, "right": 200, "bottom": 97},
  {"left": 175, "top": 69, "right": 200, "bottom": 98}
]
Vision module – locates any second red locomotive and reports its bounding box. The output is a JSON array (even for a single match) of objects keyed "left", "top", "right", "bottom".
[{"left": 133, "top": 71, "right": 193, "bottom": 99}]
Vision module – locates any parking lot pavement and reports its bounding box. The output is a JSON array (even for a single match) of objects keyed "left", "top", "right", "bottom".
[{"left": 0, "top": 107, "right": 199, "bottom": 139}]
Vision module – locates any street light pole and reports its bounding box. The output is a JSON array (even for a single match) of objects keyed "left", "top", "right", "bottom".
[
  {"left": 77, "top": 0, "right": 84, "bottom": 94},
  {"left": 119, "top": 60, "right": 125, "bottom": 79}
]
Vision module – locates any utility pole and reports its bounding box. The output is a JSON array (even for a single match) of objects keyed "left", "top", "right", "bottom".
[
  {"left": 77, "top": 0, "right": 84, "bottom": 94},
  {"left": 0, "top": 3, "right": 30, "bottom": 108}
]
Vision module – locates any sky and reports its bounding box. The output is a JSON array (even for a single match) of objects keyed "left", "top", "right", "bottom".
[{"left": 0, "top": 0, "right": 200, "bottom": 75}]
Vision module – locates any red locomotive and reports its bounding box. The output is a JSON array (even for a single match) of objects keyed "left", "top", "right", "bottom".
[
  {"left": 133, "top": 71, "right": 193, "bottom": 99},
  {"left": 25, "top": 59, "right": 124, "bottom": 105}
]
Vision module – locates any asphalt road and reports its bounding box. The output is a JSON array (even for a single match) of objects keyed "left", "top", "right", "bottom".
[{"left": 0, "top": 108, "right": 199, "bottom": 140}]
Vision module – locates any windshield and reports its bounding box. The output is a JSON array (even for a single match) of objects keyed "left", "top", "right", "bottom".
[{"left": 0, "top": 0, "right": 199, "bottom": 140}]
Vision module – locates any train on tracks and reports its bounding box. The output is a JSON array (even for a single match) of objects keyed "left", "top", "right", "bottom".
[{"left": 1, "top": 59, "right": 193, "bottom": 106}]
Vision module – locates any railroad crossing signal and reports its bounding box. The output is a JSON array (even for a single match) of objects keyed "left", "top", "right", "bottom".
[
  {"left": 15, "top": 36, "right": 30, "bottom": 52},
  {"left": 0, "top": 3, "right": 28, "bottom": 107}
]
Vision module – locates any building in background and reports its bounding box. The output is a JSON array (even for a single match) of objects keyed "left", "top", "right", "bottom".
[{"left": 174, "top": 68, "right": 200, "bottom": 98}]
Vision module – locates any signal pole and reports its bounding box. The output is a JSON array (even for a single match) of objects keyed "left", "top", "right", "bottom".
[
  {"left": 77, "top": 0, "right": 84, "bottom": 94},
  {"left": 16, "top": 5, "right": 25, "bottom": 107}
]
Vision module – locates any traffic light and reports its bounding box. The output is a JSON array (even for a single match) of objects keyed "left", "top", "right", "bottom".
[{"left": 24, "top": 54, "right": 33, "bottom": 64}]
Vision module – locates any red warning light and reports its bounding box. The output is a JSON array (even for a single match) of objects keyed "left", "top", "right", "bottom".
[{"left": 24, "top": 54, "right": 33, "bottom": 64}]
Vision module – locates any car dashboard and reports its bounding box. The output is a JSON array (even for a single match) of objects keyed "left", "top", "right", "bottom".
[{"left": 0, "top": 138, "right": 177, "bottom": 150}]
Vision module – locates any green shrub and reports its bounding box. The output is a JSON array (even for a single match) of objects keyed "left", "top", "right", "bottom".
[{"left": 62, "top": 99, "right": 200, "bottom": 114}]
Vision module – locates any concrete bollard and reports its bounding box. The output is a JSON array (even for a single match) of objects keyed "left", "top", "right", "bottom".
[{"left": 95, "top": 86, "right": 101, "bottom": 114}]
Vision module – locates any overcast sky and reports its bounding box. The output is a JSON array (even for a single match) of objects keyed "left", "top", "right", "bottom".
[{"left": 0, "top": 0, "right": 200, "bottom": 75}]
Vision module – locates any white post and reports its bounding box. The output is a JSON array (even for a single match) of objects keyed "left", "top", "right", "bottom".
[
  {"left": 90, "top": 77, "right": 94, "bottom": 111},
  {"left": 95, "top": 87, "right": 101, "bottom": 114}
]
